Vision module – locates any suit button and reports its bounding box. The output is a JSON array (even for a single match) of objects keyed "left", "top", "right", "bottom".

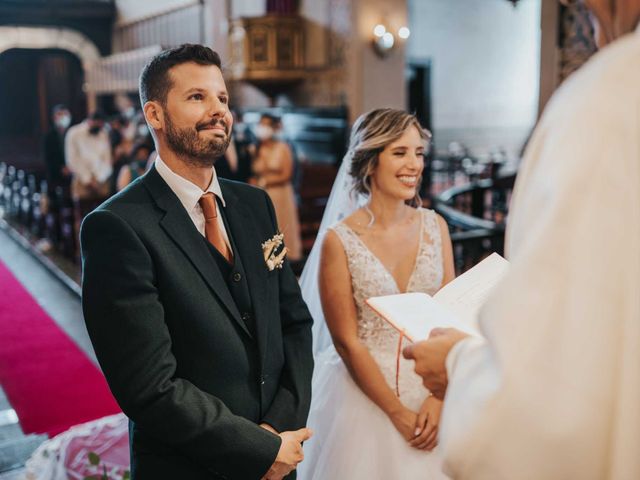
[
  {"left": 260, "top": 375, "right": 266, "bottom": 386},
  {"left": 241, "top": 312, "right": 252, "bottom": 321},
  {"left": 232, "top": 272, "right": 242, "bottom": 282}
]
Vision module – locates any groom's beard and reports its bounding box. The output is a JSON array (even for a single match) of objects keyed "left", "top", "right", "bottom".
[{"left": 164, "top": 112, "right": 230, "bottom": 168}]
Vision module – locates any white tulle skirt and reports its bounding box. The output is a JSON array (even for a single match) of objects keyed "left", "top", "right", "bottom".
[{"left": 298, "top": 348, "right": 449, "bottom": 480}]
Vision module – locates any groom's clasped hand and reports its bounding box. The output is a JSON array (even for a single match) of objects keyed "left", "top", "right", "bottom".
[{"left": 261, "top": 427, "right": 313, "bottom": 480}]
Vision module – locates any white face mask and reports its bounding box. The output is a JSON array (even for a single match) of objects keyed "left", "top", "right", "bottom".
[
  {"left": 56, "top": 115, "right": 71, "bottom": 129},
  {"left": 255, "top": 124, "right": 274, "bottom": 141},
  {"left": 124, "top": 107, "right": 136, "bottom": 120}
]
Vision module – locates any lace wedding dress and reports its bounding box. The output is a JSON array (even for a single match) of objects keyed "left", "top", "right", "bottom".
[{"left": 298, "top": 208, "right": 448, "bottom": 480}]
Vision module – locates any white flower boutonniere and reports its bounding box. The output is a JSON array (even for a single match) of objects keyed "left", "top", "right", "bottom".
[{"left": 262, "top": 232, "right": 288, "bottom": 271}]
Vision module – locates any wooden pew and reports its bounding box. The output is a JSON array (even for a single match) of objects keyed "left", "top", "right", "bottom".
[
  {"left": 434, "top": 172, "right": 516, "bottom": 274},
  {"left": 297, "top": 163, "right": 338, "bottom": 256}
]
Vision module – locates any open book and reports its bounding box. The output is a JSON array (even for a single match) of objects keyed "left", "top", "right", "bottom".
[{"left": 366, "top": 252, "right": 509, "bottom": 342}]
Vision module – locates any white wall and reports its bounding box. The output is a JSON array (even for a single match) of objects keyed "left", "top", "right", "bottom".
[
  {"left": 351, "top": 0, "right": 408, "bottom": 117},
  {"left": 408, "top": 0, "right": 541, "bottom": 156},
  {"left": 229, "top": 0, "right": 266, "bottom": 18},
  {"left": 115, "top": 0, "right": 198, "bottom": 25}
]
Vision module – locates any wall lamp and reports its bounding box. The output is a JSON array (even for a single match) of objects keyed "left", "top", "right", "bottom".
[{"left": 372, "top": 23, "right": 410, "bottom": 57}]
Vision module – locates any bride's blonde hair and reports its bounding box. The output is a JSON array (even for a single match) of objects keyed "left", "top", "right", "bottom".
[{"left": 348, "top": 108, "right": 431, "bottom": 208}]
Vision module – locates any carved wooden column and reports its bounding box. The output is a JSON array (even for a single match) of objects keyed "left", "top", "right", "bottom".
[{"left": 558, "top": 0, "right": 597, "bottom": 82}]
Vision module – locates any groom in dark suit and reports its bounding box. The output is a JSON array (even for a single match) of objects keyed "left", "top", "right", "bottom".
[{"left": 81, "top": 44, "right": 313, "bottom": 480}]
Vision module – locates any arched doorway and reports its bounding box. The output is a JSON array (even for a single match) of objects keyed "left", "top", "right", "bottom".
[
  {"left": 0, "top": 26, "right": 100, "bottom": 172},
  {"left": 0, "top": 49, "right": 85, "bottom": 172}
]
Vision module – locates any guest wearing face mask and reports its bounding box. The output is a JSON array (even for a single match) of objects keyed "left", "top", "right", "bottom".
[
  {"left": 250, "top": 113, "right": 303, "bottom": 262},
  {"left": 65, "top": 111, "right": 112, "bottom": 242},
  {"left": 43, "top": 104, "right": 72, "bottom": 191},
  {"left": 115, "top": 142, "right": 153, "bottom": 192},
  {"left": 110, "top": 115, "right": 140, "bottom": 195}
]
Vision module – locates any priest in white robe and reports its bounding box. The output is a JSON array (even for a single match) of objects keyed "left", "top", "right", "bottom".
[{"left": 403, "top": 1, "right": 640, "bottom": 478}]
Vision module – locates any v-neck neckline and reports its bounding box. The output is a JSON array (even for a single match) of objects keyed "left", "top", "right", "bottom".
[{"left": 343, "top": 209, "right": 425, "bottom": 294}]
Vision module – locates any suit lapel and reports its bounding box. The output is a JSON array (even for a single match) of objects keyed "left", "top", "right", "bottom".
[
  {"left": 142, "top": 167, "right": 251, "bottom": 339},
  {"left": 221, "top": 183, "right": 272, "bottom": 362}
]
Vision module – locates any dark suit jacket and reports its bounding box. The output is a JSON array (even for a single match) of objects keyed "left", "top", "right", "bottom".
[
  {"left": 80, "top": 166, "right": 313, "bottom": 479},
  {"left": 215, "top": 138, "right": 253, "bottom": 184},
  {"left": 43, "top": 127, "right": 67, "bottom": 185}
]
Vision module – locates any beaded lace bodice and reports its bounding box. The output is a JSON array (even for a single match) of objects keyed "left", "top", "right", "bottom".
[{"left": 331, "top": 208, "right": 443, "bottom": 407}]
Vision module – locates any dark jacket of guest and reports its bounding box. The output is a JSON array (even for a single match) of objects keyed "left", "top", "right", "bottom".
[
  {"left": 215, "top": 137, "right": 253, "bottom": 183},
  {"left": 43, "top": 127, "right": 67, "bottom": 186}
]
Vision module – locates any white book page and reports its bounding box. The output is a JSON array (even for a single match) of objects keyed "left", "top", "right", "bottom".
[
  {"left": 366, "top": 292, "right": 478, "bottom": 342},
  {"left": 433, "top": 253, "right": 509, "bottom": 331},
  {"left": 366, "top": 253, "right": 508, "bottom": 342}
]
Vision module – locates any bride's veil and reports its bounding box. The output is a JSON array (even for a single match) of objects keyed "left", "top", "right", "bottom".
[{"left": 299, "top": 151, "right": 367, "bottom": 356}]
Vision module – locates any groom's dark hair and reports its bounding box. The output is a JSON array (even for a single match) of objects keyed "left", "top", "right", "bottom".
[{"left": 139, "top": 44, "right": 222, "bottom": 107}]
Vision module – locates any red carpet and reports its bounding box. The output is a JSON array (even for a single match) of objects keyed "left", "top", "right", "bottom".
[{"left": 0, "top": 260, "right": 120, "bottom": 437}]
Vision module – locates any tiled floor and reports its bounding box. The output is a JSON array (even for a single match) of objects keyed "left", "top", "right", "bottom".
[{"left": 0, "top": 226, "right": 97, "bottom": 477}]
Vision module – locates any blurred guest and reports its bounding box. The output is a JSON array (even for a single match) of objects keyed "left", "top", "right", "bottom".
[
  {"left": 116, "top": 142, "right": 153, "bottom": 192},
  {"left": 275, "top": 116, "right": 303, "bottom": 192},
  {"left": 214, "top": 110, "right": 252, "bottom": 182},
  {"left": 250, "top": 113, "right": 302, "bottom": 261},
  {"left": 135, "top": 116, "right": 152, "bottom": 144},
  {"left": 43, "top": 104, "right": 72, "bottom": 190},
  {"left": 110, "top": 115, "right": 137, "bottom": 194},
  {"left": 213, "top": 111, "right": 248, "bottom": 182},
  {"left": 65, "top": 111, "right": 112, "bottom": 222},
  {"left": 113, "top": 116, "right": 136, "bottom": 158},
  {"left": 108, "top": 115, "right": 124, "bottom": 151},
  {"left": 214, "top": 133, "right": 252, "bottom": 182}
]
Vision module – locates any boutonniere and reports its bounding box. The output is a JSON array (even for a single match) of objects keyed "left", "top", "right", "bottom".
[{"left": 262, "top": 232, "right": 288, "bottom": 271}]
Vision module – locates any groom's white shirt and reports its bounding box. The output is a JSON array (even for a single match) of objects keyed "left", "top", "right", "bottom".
[
  {"left": 155, "top": 155, "right": 233, "bottom": 253},
  {"left": 440, "top": 26, "right": 640, "bottom": 479}
]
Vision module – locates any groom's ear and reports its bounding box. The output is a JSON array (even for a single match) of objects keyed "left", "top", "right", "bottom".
[{"left": 143, "top": 101, "right": 164, "bottom": 133}]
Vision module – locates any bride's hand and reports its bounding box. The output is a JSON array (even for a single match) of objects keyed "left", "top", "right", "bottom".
[
  {"left": 389, "top": 406, "right": 419, "bottom": 441},
  {"left": 410, "top": 394, "right": 442, "bottom": 450}
]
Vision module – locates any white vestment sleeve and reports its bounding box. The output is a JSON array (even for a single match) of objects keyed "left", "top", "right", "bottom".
[
  {"left": 437, "top": 33, "right": 640, "bottom": 480},
  {"left": 440, "top": 337, "right": 500, "bottom": 477}
]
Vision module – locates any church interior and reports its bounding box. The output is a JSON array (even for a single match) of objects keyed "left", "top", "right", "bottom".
[{"left": 0, "top": 0, "right": 620, "bottom": 478}]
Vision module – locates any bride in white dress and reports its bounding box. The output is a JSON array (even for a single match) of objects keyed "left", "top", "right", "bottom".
[{"left": 298, "top": 109, "right": 455, "bottom": 479}]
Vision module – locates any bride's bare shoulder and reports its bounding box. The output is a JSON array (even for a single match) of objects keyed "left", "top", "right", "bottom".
[{"left": 320, "top": 228, "right": 348, "bottom": 269}]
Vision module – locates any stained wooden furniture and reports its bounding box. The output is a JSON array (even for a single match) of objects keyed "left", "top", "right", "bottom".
[
  {"left": 433, "top": 173, "right": 516, "bottom": 273},
  {"left": 229, "top": 15, "right": 305, "bottom": 86}
]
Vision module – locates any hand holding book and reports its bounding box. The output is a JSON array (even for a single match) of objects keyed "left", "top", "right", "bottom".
[
  {"left": 402, "top": 328, "right": 471, "bottom": 399},
  {"left": 366, "top": 253, "right": 509, "bottom": 342}
]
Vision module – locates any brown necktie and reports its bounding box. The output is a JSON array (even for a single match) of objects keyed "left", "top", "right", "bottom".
[{"left": 199, "top": 193, "right": 233, "bottom": 263}]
